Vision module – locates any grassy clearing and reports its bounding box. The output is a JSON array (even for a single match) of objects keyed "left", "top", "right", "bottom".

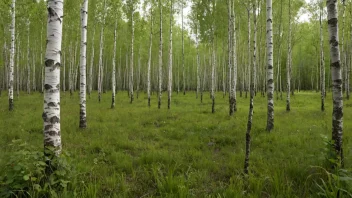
[{"left": 0, "top": 91, "right": 351, "bottom": 197}]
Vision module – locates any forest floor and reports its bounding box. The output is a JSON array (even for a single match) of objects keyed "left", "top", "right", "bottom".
[{"left": 0, "top": 91, "right": 351, "bottom": 197}]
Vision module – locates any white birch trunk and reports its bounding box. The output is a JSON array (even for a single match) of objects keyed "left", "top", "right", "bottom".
[
  {"left": 89, "top": 29, "right": 95, "bottom": 97},
  {"left": 327, "top": 0, "right": 344, "bottom": 166},
  {"left": 167, "top": 0, "right": 173, "bottom": 109},
  {"left": 63, "top": 52, "right": 65, "bottom": 92},
  {"left": 16, "top": 39, "right": 20, "bottom": 98},
  {"left": 228, "top": 0, "right": 233, "bottom": 115},
  {"left": 266, "top": 0, "right": 274, "bottom": 131},
  {"left": 182, "top": 1, "right": 185, "bottom": 95},
  {"left": 158, "top": 0, "right": 163, "bottom": 109},
  {"left": 147, "top": 10, "right": 153, "bottom": 107},
  {"left": 286, "top": 0, "right": 292, "bottom": 111},
  {"left": 111, "top": 20, "right": 117, "bottom": 109},
  {"left": 232, "top": 0, "right": 237, "bottom": 112},
  {"left": 211, "top": 39, "right": 216, "bottom": 113},
  {"left": 244, "top": 0, "right": 257, "bottom": 174},
  {"left": 43, "top": 0, "right": 64, "bottom": 156},
  {"left": 98, "top": 0, "right": 106, "bottom": 102},
  {"left": 27, "top": 21, "right": 30, "bottom": 95},
  {"left": 320, "top": 4, "right": 325, "bottom": 111},
  {"left": 196, "top": 25, "right": 200, "bottom": 99},
  {"left": 79, "top": 0, "right": 88, "bottom": 128},
  {"left": 130, "top": 2, "right": 134, "bottom": 104},
  {"left": 8, "top": 0, "right": 15, "bottom": 111}
]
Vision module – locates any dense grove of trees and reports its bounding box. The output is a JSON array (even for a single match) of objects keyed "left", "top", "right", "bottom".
[{"left": 0, "top": 0, "right": 349, "bottom": 175}]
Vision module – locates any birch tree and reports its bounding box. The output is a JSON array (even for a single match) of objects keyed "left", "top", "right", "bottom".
[
  {"left": 231, "top": 0, "right": 237, "bottom": 113},
  {"left": 266, "top": 0, "right": 274, "bottom": 131},
  {"left": 320, "top": 1, "right": 325, "bottom": 111},
  {"left": 327, "top": 0, "right": 344, "bottom": 166},
  {"left": 129, "top": 0, "right": 135, "bottom": 104},
  {"left": 167, "top": 0, "right": 173, "bottom": 109},
  {"left": 79, "top": 0, "right": 88, "bottom": 129},
  {"left": 8, "top": 0, "right": 15, "bottom": 111},
  {"left": 244, "top": 0, "right": 257, "bottom": 175},
  {"left": 88, "top": 29, "right": 95, "bottom": 98},
  {"left": 158, "top": 0, "right": 163, "bottom": 109},
  {"left": 147, "top": 7, "right": 153, "bottom": 107},
  {"left": 112, "top": 20, "right": 117, "bottom": 109},
  {"left": 43, "top": 0, "right": 64, "bottom": 157},
  {"left": 182, "top": 0, "right": 186, "bottom": 95},
  {"left": 27, "top": 20, "right": 31, "bottom": 95},
  {"left": 286, "top": 0, "right": 292, "bottom": 111},
  {"left": 98, "top": 0, "right": 106, "bottom": 103}
]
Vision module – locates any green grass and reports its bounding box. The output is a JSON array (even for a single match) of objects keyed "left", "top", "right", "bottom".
[{"left": 0, "top": 90, "right": 351, "bottom": 197}]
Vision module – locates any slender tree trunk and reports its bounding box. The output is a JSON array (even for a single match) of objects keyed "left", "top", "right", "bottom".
[
  {"left": 232, "top": 0, "right": 237, "bottom": 112},
  {"left": 168, "top": 0, "right": 173, "bottom": 109},
  {"left": 16, "top": 39, "right": 20, "bottom": 98},
  {"left": 182, "top": 2, "right": 185, "bottom": 95},
  {"left": 43, "top": 0, "right": 64, "bottom": 158},
  {"left": 137, "top": 48, "right": 141, "bottom": 99},
  {"left": 320, "top": 4, "right": 325, "bottom": 111},
  {"left": 111, "top": 20, "right": 117, "bottom": 109},
  {"left": 79, "top": 0, "right": 88, "bottom": 128},
  {"left": 130, "top": 2, "right": 135, "bottom": 104},
  {"left": 27, "top": 21, "right": 30, "bottom": 95},
  {"left": 33, "top": 51, "right": 36, "bottom": 92},
  {"left": 196, "top": 25, "right": 200, "bottom": 99},
  {"left": 8, "top": 0, "right": 15, "bottom": 111},
  {"left": 246, "top": 7, "right": 251, "bottom": 99},
  {"left": 89, "top": 29, "right": 95, "bottom": 98},
  {"left": 147, "top": 10, "right": 153, "bottom": 107},
  {"left": 244, "top": 0, "right": 257, "bottom": 175},
  {"left": 327, "top": 0, "right": 344, "bottom": 166},
  {"left": 266, "top": 0, "right": 274, "bottom": 131},
  {"left": 341, "top": 1, "right": 346, "bottom": 95},
  {"left": 228, "top": 0, "right": 234, "bottom": 115},
  {"left": 286, "top": 0, "right": 292, "bottom": 111},
  {"left": 158, "top": 0, "right": 163, "bottom": 109},
  {"left": 98, "top": 0, "right": 106, "bottom": 103},
  {"left": 63, "top": 52, "right": 66, "bottom": 93}
]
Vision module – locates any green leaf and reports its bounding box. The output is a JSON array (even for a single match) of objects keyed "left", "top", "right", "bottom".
[{"left": 23, "top": 175, "right": 30, "bottom": 181}]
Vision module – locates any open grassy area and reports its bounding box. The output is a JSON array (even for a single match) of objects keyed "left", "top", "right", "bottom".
[{"left": 0, "top": 91, "right": 351, "bottom": 197}]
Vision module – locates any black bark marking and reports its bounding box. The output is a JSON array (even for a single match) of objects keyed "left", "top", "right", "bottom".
[
  {"left": 48, "top": 102, "right": 57, "bottom": 107},
  {"left": 45, "top": 59, "right": 54, "bottom": 67},
  {"left": 44, "top": 84, "right": 53, "bottom": 90},
  {"left": 50, "top": 116, "right": 60, "bottom": 124}
]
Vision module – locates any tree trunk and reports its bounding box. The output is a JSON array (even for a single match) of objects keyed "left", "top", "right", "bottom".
[
  {"left": 327, "top": 0, "right": 344, "bottom": 166},
  {"left": 111, "top": 20, "right": 117, "bottom": 109},
  {"left": 228, "top": 0, "right": 233, "bottom": 115},
  {"left": 196, "top": 25, "right": 200, "bottom": 99},
  {"left": 79, "top": 0, "right": 88, "bottom": 128},
  {"left": 147, "top": 10, "right": 153, "bottom": 107},
  {"left": 244, "top": 0, "right": 257, "bottom": 175},
  {"left": 266, "top": 0, "right": 274, "bottom": 131},
  {"left": 158, "top": 0, "right": 163, "bottom": 109},
  {"left": 16, "top": 39, "right": 20, "bottom": 98},
  {"left": 232, "top": 0, "right": 237, "bottom": 112},
  {"left": 89, "top": 29, "right": 95, "bottom": 98},
  {"left": 167, "top": 0, "right": 173, "bottom": 109},
  {"left": 320, "top": 3, "right": 325, "bottom": 111},
  {"left": 8, "top": 0, "right": 15, "bottom": 111},
  {"left": 130, "top": 2, "right": 135, "bottom": 104},
  {"left": 182, "top": 2, "right": 185, "bottom": 95},
  {"left": 98, "top": 0, "right": 106, "bottom": 103},
  {"left": 137, "top": 48, "right": 141, "bottom": 99},
  {"left": 43, "top": 0, "right": 64, "bottom": 157},
  {"left": 286, "top": 0, "right": 292, "bottom": 111},
  {"left": 27, "top": 21, "right": 30, "bottom": 95}
]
